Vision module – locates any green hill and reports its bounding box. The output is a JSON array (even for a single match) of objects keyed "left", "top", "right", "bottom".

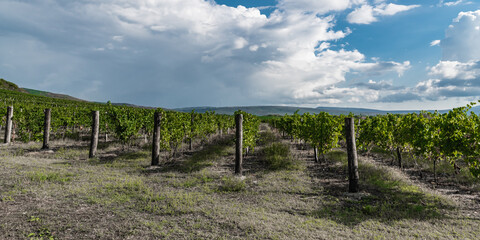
[
  {"left": 22, "top": 88, "right": 85, "bottom": 102},
  {"left": 0, "top": 78, "right": 28, "bottom": 93},
  {"left": 0, "top": 78, "right": 85, "bottom": 102}
]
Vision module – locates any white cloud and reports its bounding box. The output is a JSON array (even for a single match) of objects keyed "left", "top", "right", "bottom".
[
  {"left": 413, "top": 10, "right": 480, "bottom": 101},
  {"left": 429, "top": 60, "right": 480, "bottom": 80},
  {"left": 252, "top": 48, "right": 410, "bottom": 104},
  {"left": 112, "top": 36, "right": 124, "bottom": 42},
  {"left": 430, "top": 40, "right": 441, "bottom": 46},
  {"left": 444, "top": 0, "right": 464, "bottom": 7},
  {"left": 0, "top": 0, "right": 414, "bottom": 107},
  {"left": 249, "top": 45, "right": 259, "bottom": 52},
  {"left": 278, "top": 0, "right": 366, "bottom": 14},
  {"left": 374, "top": 3, "right": 421, "bottom": 16},
  {"left": 233, "top": 37, "right": 248, "bottom": 49},
  {"left": 442, "top": 10, "right": 480, "bottom": 62},
  {"left": 347, "top": 5, "right": 376, "bottom": 24},
  {"left": 347, "top": 3, "right": 420, "bottom": 24}
]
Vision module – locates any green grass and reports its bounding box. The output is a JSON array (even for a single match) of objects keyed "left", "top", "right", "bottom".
[
  {"left": 0, "top": 137, "right": 479, "bottom": 239},
  {"left": 366, "top": 145, "right": 480, "bottom": 190},
  {"left": 153, "top": 137, "right": 233, "bottom": 174},
  {"left": 27, "top": 171, "right": 75, "bottom": 183},
  {"left": 27, "top": 216, "right": 56, "bottom": 240},
  {"left": 313, "top": 150, "right": 454, "bottom": 225},
  {"left": 260, "top": 142, "right": 302, "bottom": 170},
  {"left": 325, "top": 149, "right": 348, "bottom": 163},
  {"left": 217, "top": 176, "right": 246, "bottom": 192},
  {"left": 257, "top": 131, "right": 278, "bottom": 146}
]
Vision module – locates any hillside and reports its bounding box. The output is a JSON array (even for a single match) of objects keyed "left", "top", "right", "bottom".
[
  {"left": 0, "top": 78, "right": 85, "bottom": 102},
  {"left": 0, "top": 78, "right": 29, "bottom": 93},
  {"left": 22, "top": 88, "right": 86, "bottom": 102}
]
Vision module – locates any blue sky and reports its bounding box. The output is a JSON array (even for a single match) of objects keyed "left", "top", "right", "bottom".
[{"left": 1, "top": 0, "right": 480, "bottom": 110}]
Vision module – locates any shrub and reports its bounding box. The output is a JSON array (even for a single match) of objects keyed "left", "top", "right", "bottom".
[
  {"left": 260, "top": 143, "right": 299, "bottom": 170},
  {"left": 218, "top": 176, "right": 246, "bottom": 192},
  {"left": 257, "top": 131, "right": 278, "bottom": 146}
]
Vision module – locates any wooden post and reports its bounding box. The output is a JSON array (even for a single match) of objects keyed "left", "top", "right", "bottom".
[
  {"left": 189, "top": 112, "right": 194, "bottom": 150},
  {"left": 105, "top": 123, "right": 108, "bottom": 142},
  {"left": 235, "top": 113, "right": 243, "bottom": 175},
  {"left": 396, "top": 147, "right": 403, "bottom": 169},
  {"left": 89, "top": 111, "right": 99, "bottom": 158},
  {"left": 42, "top": 108, "right": 51, "bottom": 149},
  {"left": 152, "top": 112, "right": 161, "bottom": 166},
  {"left": 4, "top": 106, "right": 13, "bottom": 144},
  {"left": 345, "top": 117, "right": 359, "bottom": 193}
]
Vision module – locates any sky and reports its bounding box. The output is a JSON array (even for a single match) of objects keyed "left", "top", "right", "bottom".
[{"left": 1, "top": 0, "right": 480, "bottom": 110}]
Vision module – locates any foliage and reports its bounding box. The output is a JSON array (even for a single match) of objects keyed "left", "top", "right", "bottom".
[
  {"left": 234, "top": 110, "right": 260, "bottom": 153},
  {"left": 273, "top": 111, "right": 341, "bottom": 161},
  {"left": 0, "top": 88, "right": 234, "bottom": 156}
]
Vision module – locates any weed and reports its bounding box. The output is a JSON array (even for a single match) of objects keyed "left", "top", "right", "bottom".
[
  {"left": 15, "top": 148, "right": 25, "bottom": 156},
  {"left": 165, "top": 140, "right": 231, "bottom": 173},
  {"left": 218, "top": 176, "right": 246, "bottom": 192},
  {"left": 1, "top": 195, "right": 14, "bottom": 202},
  {"left": 54, "top": 147, "right": 87, "bottom": 160},
  {"left": 257, "top": 131, "right": 278, "bottom": 146},
  {"left": 177, "top": 171, "right": 215, "bottom": 188},
  {"left": 140, "top": 191, "right": 208, "bottom": 215},
  {"left": 28, "top": 226, "right": 55, "bottom": 240},
  {"left": 27, "top": 170, "right": 74, "bottom": 183},
  {"left": 325, "top": 150, "right": 347, "bottom": 164},
  {"left": 26, "top": 216, "right": 56, "bottom": 240},
  {"left": 100, "top": 177, "right": 151, "bottom": 203},
  {"left": 313, "top": 162, "right": 452, "bottom": 225},
  {"left": 260, "top": 143, "right": 300, "bottom": 170}
]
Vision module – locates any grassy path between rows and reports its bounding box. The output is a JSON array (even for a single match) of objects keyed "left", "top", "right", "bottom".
[{"left": 1, "top": 127, "right": 479, "bottom": 239}]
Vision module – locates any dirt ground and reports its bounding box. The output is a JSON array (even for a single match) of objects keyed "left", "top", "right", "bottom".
[{"left": 1, "top": 125, "right": 479, "bottom": 239}]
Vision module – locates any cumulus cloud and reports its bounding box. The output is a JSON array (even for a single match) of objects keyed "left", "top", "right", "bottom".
[
  {"left": 0, "top": 0, "right": 416, "bottom": 107},
  {"left": 347, "top": 3, "right": 420, "bottom": 24},
  {"left": 415, "top": 10, "right": 480, "bottom": 101},
  {"left": 430, "top": 40, "right": 441, "bottom": 46},
  {"left": 442, "top": 10, "right": 480, "bottom": 61},
  {"left": 278, "top": 0, "right": 366, "bottom": 14},
  {"left": 429, "top": 60, "right": 480, "bottom": 80},
  {"left": 347, "top": 5, "right": 376, "bottom": 24}
]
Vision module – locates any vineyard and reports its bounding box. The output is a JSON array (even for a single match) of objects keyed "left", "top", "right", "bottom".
[
  {"left": 1, "top": 88, "right": 480, "bottom": 239},
  {"left": 0, "top": 89, "right": 245, "bottom": 156},
  {"left": 272, "top": 103, "right": 480, "bottom": 180}
]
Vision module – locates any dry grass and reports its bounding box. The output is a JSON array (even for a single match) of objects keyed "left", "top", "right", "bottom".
[{"left": 0, "top": 130, "right": 479, "bottom": 239}]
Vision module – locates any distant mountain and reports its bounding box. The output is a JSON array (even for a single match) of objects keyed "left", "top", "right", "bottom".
[
  {"left": 3, "top": 77, "right": 476, "bottom": 116},
  {"left": 175, "top": 105, "right": 454, "bottom": 116}
]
